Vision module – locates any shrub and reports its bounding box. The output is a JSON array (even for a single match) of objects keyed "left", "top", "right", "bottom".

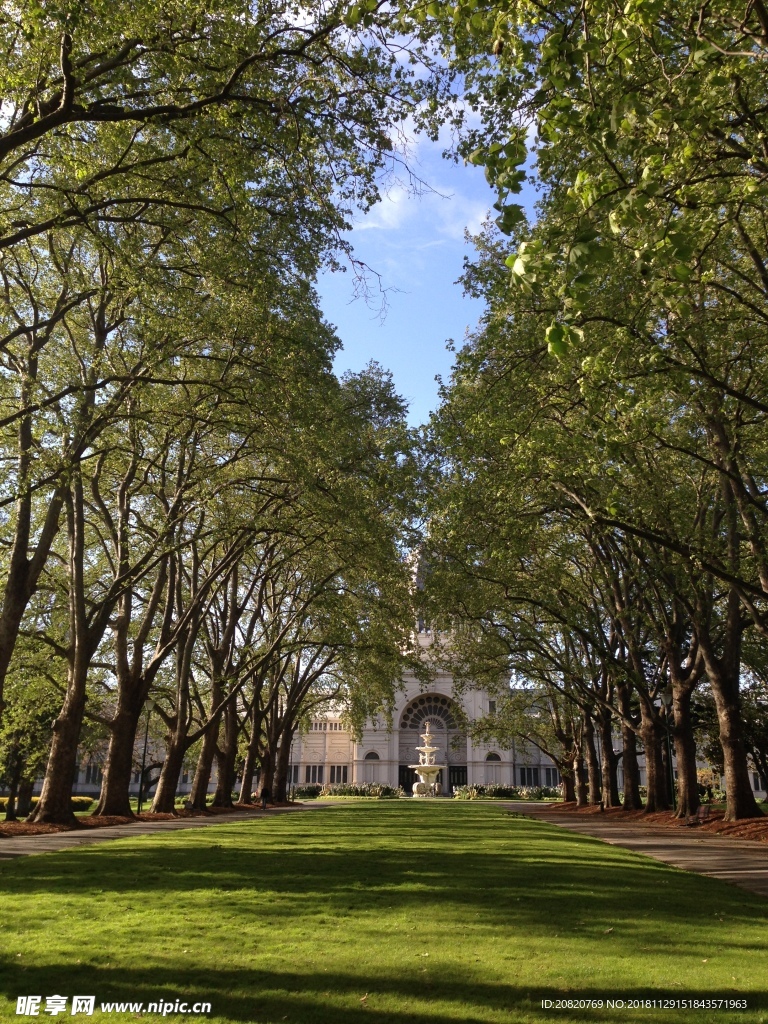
[
  {"left": 319, "top": 782, "right": 403, "bottom": 799},
  {"left": 452, "top": 784, "right": 560, "bottom": 800},
  {"left": 293, "top": 784, "right": 323, "bottom": 799},
  {"left": 703, "top": 788, "right": 726, "bottom": 804},
  {"left": 0, "top": 795, "right": 95, "bottom": 812},
  {"left": 518, "top": 785, "right": 561, "bottom": 800},
  {"left": 453, "top": 784, "right": 521, "bottom": 800},
  {"left": 71, "top": 796, "right": 97, "bottom": 811}
]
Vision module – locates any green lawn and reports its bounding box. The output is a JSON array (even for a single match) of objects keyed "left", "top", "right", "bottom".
[{"left": 0, "top": 803, "right": 766, "bottom": 1023}]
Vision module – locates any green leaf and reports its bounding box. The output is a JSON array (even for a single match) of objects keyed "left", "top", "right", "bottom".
[
  {"left": 495, "top": 204, "right": 525, "bottom": 235},
  {"left": 546, "top": 324, "right": 569, "bottom": 357}
]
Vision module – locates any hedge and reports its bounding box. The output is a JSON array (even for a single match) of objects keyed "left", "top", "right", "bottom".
[{"left": 0, "top": 796, "right": 95, "bottom": 812}]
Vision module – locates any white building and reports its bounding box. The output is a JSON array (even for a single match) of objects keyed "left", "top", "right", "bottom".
[{"left": 289, "top": 634, "right": 562, "bottom": 793}]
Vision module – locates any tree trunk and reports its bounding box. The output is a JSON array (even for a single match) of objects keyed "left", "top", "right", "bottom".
[
  {"left": 562, "top": 769, "right": 576, "bottom": 802},
  {"left": 237, "top": 702, "right": 263, "bottom": 804},
  {"left": 29, "top": 476, "right": 110, "bottom": 825},
  {"left": 151, "top": 733, "right": 186, "bottom": 814},
  {"left": 582, "top": 711, "right": 601, "bottom": 804},
  {"left": 94, "top": 707, "right": 141, "bottom": 817},
  {"left": 258, "top": 746, "right": 274, "bottom": 802},
  {"left": 273, "top": 723, "right": 294, "bottom": 803},
  {"left": 616, "top": 680, "right": 642, "bottom": 809},
  {"left": 709, "top": 673, "right": 761, "bottom": 819},
  {"left": 639, "top": 703, "right": 668, "bottom": 813},
  {"left": 16, "top": 777, "right": 34, "bottom": 818},
  {"left": 189, "top": 717, "right": 220, "bottom": 810},
  {"left": 0, "top": 434, "right": 65, "bottom": 717},
  {"left": 237, "top": 738, "right": 260, "bottom": 804},
  {"left": 672, "top": 686, "right": 699, "bottom": 819},
  {"left": 620, "top": 720, "right": 642, "bottom": 811},
  {"left": 696, "top": 481, "right": 761, "bottom": 819},
  {"left": 699, "top": 594, "right": 762, "bottom": 819},
  {"left": 4, "top": 756, "right": 21, "bottom": 821},
  {"left": 575, "top": 753, "right": 588, "bottom": 807},
  {"left": 212, "top": 699, "right": 238, "bottom": 808},
  {"left": 598, "top": 709, "right": 620, "bottom": 807},
  {"left": 560, "top": 735, "right": 577, "bottom": 802},
  {"left": 661, "top": 722, "right": 673, "bottom": 806},
  {"left": 28, "top": 685, "right": 86, "bottom": 825}
]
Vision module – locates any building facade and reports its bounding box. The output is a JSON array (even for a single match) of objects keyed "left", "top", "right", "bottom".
[{"left": 289, "top": 637, "right": 562, "bottom": 793}]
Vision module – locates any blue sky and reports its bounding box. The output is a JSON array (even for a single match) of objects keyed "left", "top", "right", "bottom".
[{"left": 318, "top": 133, "right": 508, "bottom": 427}]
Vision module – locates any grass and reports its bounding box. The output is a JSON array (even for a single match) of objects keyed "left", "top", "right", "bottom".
[{"left": 0, "top": 802, "right": 766, "bottom": 1023}]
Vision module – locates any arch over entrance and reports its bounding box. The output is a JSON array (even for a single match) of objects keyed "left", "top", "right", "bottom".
[{"left": 398, "top": 693, "right": 467, "bottom": 793}]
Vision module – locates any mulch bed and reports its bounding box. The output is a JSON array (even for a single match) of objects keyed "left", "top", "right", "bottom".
[
  {"left": 0, "top": 801, "right": 295, "bottom": 839},
  {"left": 540, "top": 801, "right": 768, "bottom": 843}
]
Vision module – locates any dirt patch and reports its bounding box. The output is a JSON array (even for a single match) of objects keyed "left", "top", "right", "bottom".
[{"left": 539, "top": 802, "right": 768, "bottom": 843}]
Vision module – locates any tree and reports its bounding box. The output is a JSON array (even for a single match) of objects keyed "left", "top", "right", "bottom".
[
  {"left": 423, "top": 212, "right": 764, "bottom": 818},
  {"left": 0, "top": 0, "right": 434, "bottom": 723}
]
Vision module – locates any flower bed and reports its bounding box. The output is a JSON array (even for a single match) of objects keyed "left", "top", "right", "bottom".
[{"left": 453, "top": 784, "right": 561, "bottom": 800}]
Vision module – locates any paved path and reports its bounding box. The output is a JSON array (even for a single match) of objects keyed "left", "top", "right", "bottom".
[
  {"left": 0, "top": 806, "right": 310, "bottom": 862},
  {"left": 515, "top": 803, "right": 768, "bottom": 899}
]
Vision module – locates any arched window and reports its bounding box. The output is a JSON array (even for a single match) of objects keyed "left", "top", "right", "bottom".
[
  {"left": 484, "top": 751, "right": 501, "bottom": 784},
  {"left": 399, "top": 693, "right": 459, "bottom": 730},
  {"left": 363, "top": 750, "right": 379, "bottom": 783}
]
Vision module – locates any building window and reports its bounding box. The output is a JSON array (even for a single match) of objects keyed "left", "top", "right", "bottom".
[
  {"left": 753, "top": 773, "right": 766, "bottom": 791},
  {"left": 544, "top": 767, "right": 561, "bottom": 788},
  {"left": 330, "top": 765, "right": 349, "bottom": 784},
  {"left": 304, "top": 765, "right": 325, "bottom": 784},
  {"left": 484, "top": 752, "right": 501, "bottom": 785},
  {"left": 520, "top": 766, "right": 540, "bottom": 787},
  {"left": 363, "top": 751, "right": 380, "bottom": 784},
  {"left": 84, "top": 762, "right": 102, "bottom": 786},
  {"left": 488, "top": 700, "right": 496, "bottom": 714},
  {"left": 399, "top": 694, "right": 459, "bottom": 730}
]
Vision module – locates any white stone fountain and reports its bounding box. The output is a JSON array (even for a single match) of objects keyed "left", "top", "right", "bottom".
[{"left": 409, "top": 721, "right": 446, "bottom": 797}]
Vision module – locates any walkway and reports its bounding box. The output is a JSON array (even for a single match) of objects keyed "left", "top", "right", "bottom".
[
  {"left": 516, "top": 803, "right": 768, "bottom": 899},
  {"left": 0, "top": 805, "right": 310, "bottom": 862}
]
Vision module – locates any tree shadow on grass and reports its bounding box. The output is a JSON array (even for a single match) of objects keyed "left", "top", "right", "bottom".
[
  {"left": 0, "top": 959, "right": 765, "bottom": 1023},
  {"left": 4, "top": 825, "right": 764, "bottom": 937},
  {"left": 0, "top": 804, "right": 766, "bottom": 1021}
]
